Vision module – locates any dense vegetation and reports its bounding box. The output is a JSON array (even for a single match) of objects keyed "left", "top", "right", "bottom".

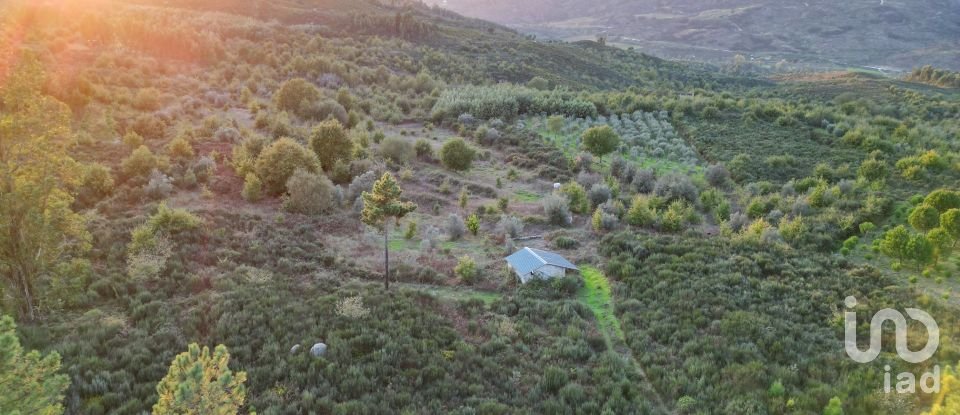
[
  {"left": 1, "top": 0, "right": 959, "bottom": 414},
  {"left": 906, "top": 66, "right": 960, "bottom": 89}
]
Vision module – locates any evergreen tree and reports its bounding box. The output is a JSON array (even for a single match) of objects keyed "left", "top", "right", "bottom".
[
  {"left": 466, "top": 214, "right": 480, "bottom": 236},
  {"left": 0, "top": 57, "right": 90, "bottom": 320},
  {"left": 0, "top": 314, "right": 69, "bottom": 414},
  {"left": 361, "top": 173, "right": 417, "bottom": 290},
  {"left": 880, "top": 225, "right": 911, "bottom": 264},
  {"left": 823, "top": 396, "right": 843, "bottom": 415},
  {"left": 906, "top": 234, "right": 935, "bottom": 271},
  {"left": 909, "top": 204, "right": 941, "bottom": 232},
  {"left": 153, "top": 343, "right": 247, "bottom": 415},
  {"left": 924, "top": 363, "right": 958, "bottom": 414},
  {"left": 941, "top": 209, "right": 960, "bottom": 248},
  {"left": 459, "top": 188, "right": 469, "bottom": 210}
]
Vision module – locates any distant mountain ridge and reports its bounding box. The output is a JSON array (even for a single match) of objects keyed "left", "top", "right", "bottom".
[{"left": 428, "top": 0, "right": 960, "bottom": 71}]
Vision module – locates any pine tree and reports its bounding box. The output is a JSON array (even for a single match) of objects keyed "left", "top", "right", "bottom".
[
  {"left": 924, "top": 363, "right": 958, "bottom": 414},
  {"left": 361, "top": 173, "right": 417, "bottom": 290},
  {"left": 0, "top": 56, "right": 90, "bottom": 320},
  {"left": 0, "top": 314, "right": 69, "bottom": 414},
  {"left": 880, "top": 225, "right": 911, "bottom": 264},
  {"left": 823, "top": 396, "right": 843, "bottom": 415},
  {"left": 941, "top": 209, "right": 960, "bottom": 248},
  {"left": 459, "top": 188, "right": 469, "bottom": 210},
  {"left": 153, "top": 343, "right": 247, "bottom": 415},
  {"left": 466, "top": 214, "right": 480, "bottom": 236},
  {"left": 909, "top": 204, "right": 941, "bottom": 232}
]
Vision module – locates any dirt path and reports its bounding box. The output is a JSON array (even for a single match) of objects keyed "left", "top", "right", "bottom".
[{"left": 392, "top": 282, "right": 502, "bottom": 304}]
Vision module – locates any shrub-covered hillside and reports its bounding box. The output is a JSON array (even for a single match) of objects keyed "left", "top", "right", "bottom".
[{"left": 1, "top": 0, "right": 960, "bottom": 414}]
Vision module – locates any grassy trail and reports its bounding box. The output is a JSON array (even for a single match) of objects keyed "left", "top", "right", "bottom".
[
  {"left": 578, "top": 266, "right": 625, "bottom": 344},
  {"left": 577, "top": 266, "right": 670, "bottom": 414}
]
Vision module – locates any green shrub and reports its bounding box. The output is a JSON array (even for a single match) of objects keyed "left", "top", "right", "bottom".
[
  {"left": 309, "top": 120, "right": 353, "bottom": 172},
  {"left": 77, "top": 163, "right": 115, "bottom": 206},
  {"left": 254, "top": 138, "right": 320, "bottom": 195},
  {"left": 404, "top": 221, "right": 417, "bottom": 240},
  {"left": 282, "top": 169, "right": 335, "bottom": 215},
  {"left": 466, "top": 214, "right": 480, "bottom": 236},
  {"left": 380, "top": 137, "right": 415, "bottom": 165},
  {"left": 552, "top": 236, "right": 578, "bottom": 249},
  {"left": 560, "top": 182, "right": 590, "bottom": 214},
  {"left": 274, "top": 78, "right": 320, "bottom": 116},
  {"left": 626, "top": 195, "right": 656, "bottom": 227},
  {"left": 440, "top": 138, "right": 477, "bottom": 171},
  {"left": 659, "top": 201, "right": 696, "bottom": 233},
  {"left": 121, "top": 145, "right": 158, "bottom": 180},
  {"left": 123, "top": 131, "right": 144, "bottom": 148},
  {"left": 242, "top": 173, "right": 262, "bottom": 202},
  {"left": 415, "top": 139, "right": 434, "bottom": 159},
  {"left": 543, "top": 195, "right": 571, "bottom": 226},
  {"left": 654, "top": 174, "right": 699, "bottom": 205},
  {"left": 133, "top": 87, "right": 161, "bottom": 111},
  {"left": 592, "top": 207, "right": 618, "bottom": 232},
  {"left": 131, "top": 113, "right": 166, "bottom": 140},
  {"left": 231, "top": 135, "right": 269, "bottom": 177},
  {"left": 547, "top": 115, "right": 565, "bottom": 134},
  {"left": 446, "top": 214, "right": 467, "bottom": 240},
  {"left": 768, "top": 380, "right": 785, "bottom": 398},
  {"left": 455, "top": 256, "right": 478, "bottom": 283},
  {"left": 167, "top": 137, "right": 195, "bottom": 161}
]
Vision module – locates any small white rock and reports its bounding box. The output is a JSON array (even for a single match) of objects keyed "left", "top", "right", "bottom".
[{"left": 310, "top": 342, "right": 327, "bottom": 357}]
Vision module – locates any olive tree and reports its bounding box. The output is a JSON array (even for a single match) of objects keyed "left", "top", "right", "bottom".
[{"left": 582, "top": 125, "right": 620, "bottom": 163}]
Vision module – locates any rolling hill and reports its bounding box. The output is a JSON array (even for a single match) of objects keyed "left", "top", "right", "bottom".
[{"left": 429, "top": 0, "right": 960, "bottom": 71}]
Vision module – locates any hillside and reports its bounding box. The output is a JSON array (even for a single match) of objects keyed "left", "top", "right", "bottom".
[
  {"left": 430, "top": 0, "right": 960, "bottom": 71},
  {"left": 2, "top": 0, "right": 960, "bottom": 414}
]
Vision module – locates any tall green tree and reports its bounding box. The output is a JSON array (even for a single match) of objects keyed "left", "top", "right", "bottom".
[
  {"left": 0, "top": 57, "right": 89, "bottom": 320},
  {"left": 909, "top": 204, "right": 941, "bottom": 232},
  {"left": 941, "top": 209, "right": 960, "bottom": 247},
  {"left": 361, "top": 173, "right": 416, "bottom": 290},
  {"left": 924, "top": 362, "right": 958, "bottom": 414},
  {"left": 906, "top": 234, "right": 935, "bottom": 272},
  {"left": 153, "top": 343, "right": 247, "bottom": 415},
  {"left": 581, "top": 125, "right": 620, "bottom": 163},
  {"left": 928, "top": 228, "right": 953, "bottom": 261},
  {"left": 880, "top": 225, "right": 911, "bottom": 264},
  {"left": 0, "top": 314, "right": 69, "bottom": 414},
  {"left": 924, "top": 189, "right": 960, "bottom": 213}
]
